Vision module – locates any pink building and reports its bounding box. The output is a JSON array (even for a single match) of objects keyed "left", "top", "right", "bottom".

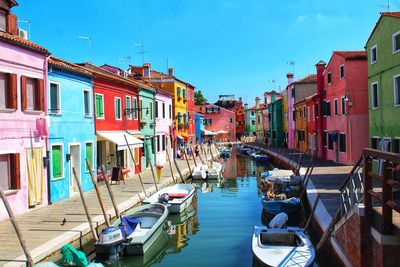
[
  {"left": 155, "top": 89, "right": 173, "bottom": 165},
  {"left": 324, "top": 51, "right": 368, "bottom": 164},
  {"left": 0, "top": 1, "right": 50, "bottom": 220},
  {"left": 195, "top": 103, "right": 236, "bottom": 142}
]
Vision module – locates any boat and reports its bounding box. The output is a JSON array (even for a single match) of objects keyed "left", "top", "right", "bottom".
[
  {"left": 254, "top": 155, "right": 269, "bottom": 162},
  {"left": 143, "top": 183, "right": 196, "bottom": 214},
  {"left": 261, "top": 197, "right": 301, "bottom": 216},
  {"left": 252, "top": 226, "right": 315, "bottom": 267},
  {"left": 192, "top": 161, "right": 224, "bottom": 179},
  {"left": 95, "top": 204, "right": 168, "bottom": 257},
  {"left": 220, "top": 148, "right": 231, "bottom": 158},
  {"left": 261, "top": 168, "right": 294, "bottom": 181}
]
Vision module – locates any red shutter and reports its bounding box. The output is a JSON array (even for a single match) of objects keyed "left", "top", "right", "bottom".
[
  {"left": 21, "top": 76, "right": 27, "bottom": 111},
  {"left": 7, "top": 73, "right": 17, "bottom": 109},
  {"left": 10, "top": 153, "right": 20, "bottom": 189},
  {"left": 36, "top": 79, "right": 44, "bottom": 111},
  {"left": 7, "top": 13, "right": 18, "bottom": 35}
]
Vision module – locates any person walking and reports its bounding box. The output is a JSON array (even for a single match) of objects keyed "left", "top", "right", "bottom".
[{"left": 195, "top": 145, "right": 200, "bottom": 158}]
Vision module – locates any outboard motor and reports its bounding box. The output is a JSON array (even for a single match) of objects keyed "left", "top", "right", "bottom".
[
  {"left": 158, "top": 193, "right": 170, "bottom": 204},
  {"left": 269, "top": 212, "right": 289, "bottom": 229},
  {"left": 95, "top": 226, "right": 124, "bottom": 260}
]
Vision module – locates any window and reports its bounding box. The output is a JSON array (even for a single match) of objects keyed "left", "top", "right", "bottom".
[
  {"left": 251, "top": 120, "right": 255, "bottom": 125},
  {"left": 334, "top": 99, "right": 338, "bottom": 115},
  {"left": 155, "top": 100, "right": 159, "bottom": 118},
  {"left": 251, "top": 111, "right": 255, "bottom": 116},
  {"left": 315, "top": 102, "right": 319, "bottom": 118},
  {"left": 183, "top": 113, "right": 187, "bottom": 124},
  {"left": 85, "top": 142, "right": 93, "bottom": 171},
  {"left": 0, "top": 153, "right": 20, "bottom": 190},
  {"left": 328, "top": 133, "right": 334, "bottom": 150},
  {"left": 162, "top": 103, "right": 165, "bottom": 118},
  {"left": 0, "top": 72, "right": 17, "bottom": 109},
  {"left": 23, "top": 77, "right": 43, "bottom": 111},
  {"left": 303, "top": 106, "right": 306, "bottom": 118},
  {"left": 177, "top": 112, "right": 182, "bottom": 123},
  {"left": 327, "top": 72, "right": 332, "bottom": 84},
  {"left": 394, "top": 75, "right": 400, "bottom": 106},
  {"left": 323, "top": 101, "right": 331, "bottom": 116},
  {"left": 133, "top": 98, "right": 138, "bottom": 119},
  {"left": 382, "top": 138, "right": 391, "bottom": 152},
  {"left": 394, "top": 138, "right": 400, "bottom": 154},
  {"left": 177, "top": 87, "right": 181, "bottom": 97},
  {"left": 230, "top": 117, "right": 233, "bottom": 123},
  {"left": 51, "top": 144, "right": 63, "bottom": 179},
  {"left": 169, "top": 104, "right": 172, "bottom": 119},
  {"left": 371, "top": 82, "right": 379, "bottom": 109},
  {"left": 340, "top": 65, "right": 345, "bottom": 79},
  {"left": 339, "top": 134, "right": 346, "bottom": 152},
  {"left": 341, "top": 97, "right": 346, "bottom": 115},
  {"left": 370, "top": 45, "right": 377, "bottom": 64},
  {"left": 125, "top": 96, "right": 132, "bottom": 119},
  {"left": 162, "top": 135, "right": 166, "bottom": 151},
  {"left": 149, "top": 102, "right": 153, "bottom": 120},
  {"left": 393, "top": 31, "right": 400, "bottom": 54},
  {"left": 323, "top": 131, "right": 327, "bottom": 147},
  {"left": 49, "top": 82, "right": 60, "bottom": 114},
  {"left": 183, "top": 89, "right": 186, "bottom": 99},
  {"left": 114, "top": 97, "right": 121, "bottom": 120},
  {"left": 0, "top": 11, "right": 6, "bottom": 32},
  {"left": 84, "top": 90, "right": 90, "bottom": 116},
  {"left": 257, "top": 115, "right": 261, "bottom": 124},
  {"left": 157, "top": 135, "right": 160, "bottom": 152},
  {"left": 371, "top": 137, "right": 380, "bottom": 149},
  {"left": 95, "top": 94, "right": 104, "bottom": 118},
  {"left": 308, "top": 107, "right": 310, "bottom": 121}
]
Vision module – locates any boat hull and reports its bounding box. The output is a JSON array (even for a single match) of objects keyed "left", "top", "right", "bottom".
[
  {"left": 261, "top": 198, "right": 300, "bottom": 215},
  {"left": 168, "top": 189, "right": 195, "bottom": 214},
  {"left": 125, "top": 220, "right": 165, "bottom": 255}
]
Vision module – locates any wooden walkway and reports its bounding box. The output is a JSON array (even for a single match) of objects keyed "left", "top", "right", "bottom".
[{"left": 0, "top": 148, "right": 215, "bottom": 266}]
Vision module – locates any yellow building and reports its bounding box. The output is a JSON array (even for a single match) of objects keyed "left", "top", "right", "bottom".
[
  {"left": 294, "top": 99, "right": 308, "bottom": 153},
  {"left": 282, "top": 90, "right": 288, "bottom": 146}
]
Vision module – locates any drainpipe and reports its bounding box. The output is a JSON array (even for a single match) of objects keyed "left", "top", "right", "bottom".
[{"left": 44, "top": 56, "right": 52, "bottom": 205}]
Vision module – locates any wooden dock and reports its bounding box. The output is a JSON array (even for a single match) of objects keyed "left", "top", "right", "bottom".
[{"left": 0, "top": 147, "right": 217, "bottom": 266}]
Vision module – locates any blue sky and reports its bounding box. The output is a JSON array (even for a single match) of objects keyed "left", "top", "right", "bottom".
[{"left": 14, "top": 0, "right": 397, "bottom": 105}]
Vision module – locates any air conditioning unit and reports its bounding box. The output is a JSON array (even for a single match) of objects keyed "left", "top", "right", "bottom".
[{"left": 18, "top": 29, "right": 28, "bottom": 40}]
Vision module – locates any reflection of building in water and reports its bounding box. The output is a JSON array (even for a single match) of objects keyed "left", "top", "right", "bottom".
[
  {"left": 223, "top": 151, "right": 237, "bottom": 178},
  {"left": 236, "top": 154, "right": 247, "bottom": 177},
  {"left": 169, "top": 213, "right": 198, "bottom": 250},
  {"left": 245, "top": 158, "right": 255, "bottom": 176}
]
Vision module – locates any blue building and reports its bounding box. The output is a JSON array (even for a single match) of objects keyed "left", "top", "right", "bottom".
[
  {"left": 195, "top": 113, "right": 205, "bottom": 144},
  {"left": 48, "top": 57, "right": 96, "bottom": 203}
]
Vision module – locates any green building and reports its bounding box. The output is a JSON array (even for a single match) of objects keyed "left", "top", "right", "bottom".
[
  {"left": 139, "top": 88, "right": 156, "bottom": 170},
  {"left": 268, "top": 98, "right": 283, "bottom": 147},
  {"left": 366, "top": 12, "right": 400, "bottom": 153},
  {"left": 244, "top": 104, "right": 257, "bottom": 136}
]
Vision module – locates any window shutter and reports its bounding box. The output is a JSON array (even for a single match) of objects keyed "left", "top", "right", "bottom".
[
  {"left": 8, "top": 73, "right": 17, "bottom": 109},
  {"left": 7, "top": 13, "right": 18, "bottom": 35},
  {"left": 21, "top": 76, "right": 27, "bottom": 111},
  {"left": 35, "top": 79, "right": 44, "bottom": 111},
  {"left": 10, "top": 153, "right": 20, "bottom": 189}
]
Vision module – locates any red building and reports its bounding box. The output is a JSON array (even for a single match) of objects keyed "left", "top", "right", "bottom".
[
  {"left": 186, "top": 84, "right": 196, "bottom": 144},
  {"left": 81, "top": 63, "right": 146, "bottom": 173},
  {"left": 305, "top": 93, "right": 318, "bottom": 157},
  {"left": 315, "top": 60, "right": 327, "bottom": 159},
  {"left": 215, "top": 95, "right": 245, "bottom": 140}
]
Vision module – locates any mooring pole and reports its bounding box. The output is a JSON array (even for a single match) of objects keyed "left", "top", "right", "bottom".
[
  {"left": 123, "top": 135, "right": 148, "bottom": 197},
  {"left": 0, "top": 187, "right": 34, "bottom": 266},
  {"left": 166, "top": 137, "right": 177, "bottom": 184},
  {"left": 183, "top": 148, "right": 192, "bottom": 175},
  {"left": 189, "top": 144, "right": 198, "bottom": 167},
  {"left": 72, "top": 167, "right": 98, "bottom": 241},
  {"left": 146, "top": 136, "right": 159, "bottom": 191},
  {"left": 100, "top": 165, "right": 120, "bottom": 218},
  {"left": 86, "top": 159, "right": 110, "bottom": 227}
]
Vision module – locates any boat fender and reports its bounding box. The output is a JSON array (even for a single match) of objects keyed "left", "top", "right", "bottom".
[{"left": 158, "top": 193, "right": 170, "bottom": 204}]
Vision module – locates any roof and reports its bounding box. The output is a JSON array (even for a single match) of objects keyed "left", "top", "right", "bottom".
[
  {"left": 366, "top": 12, "right": 400, "bottom": 45},
  {"left": 149, "top": 69, "right": 195, "bottom": 88},
  {"left": 294, "top": 74, "right": 317, "bottom": 84},
  {"left": 333, "top": 51, "right": 366, "bottom": 60},
  {"left": 305, "top": 93, "right": 318, "bottom": 101},
  {"left": 0, "top": 31, "right": 49, "bottom": 54},
  {"left": 49, "top": 56, "right": 92, "bottom": 76}
]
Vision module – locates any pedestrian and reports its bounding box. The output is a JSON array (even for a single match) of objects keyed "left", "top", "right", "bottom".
[
  {"left": 195, "top": 145, "right": 200, "bottom": 158},
  {"left": 180, "top": 147, "right": 185, "bottom": 160}
]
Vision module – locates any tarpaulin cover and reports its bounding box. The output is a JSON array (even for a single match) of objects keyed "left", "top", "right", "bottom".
[{"left": 119, "top": 216, "right": 140, "bottom": 237}]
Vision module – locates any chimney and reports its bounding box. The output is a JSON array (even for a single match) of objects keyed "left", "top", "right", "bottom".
[
  {"left": 244, "top": 103, "right": 248, "bottom": 110},
  {"left": 168, "top": 68, "right": 174, "bottom": 76},
  {"left": 286, "top": 73, "right": 294, "bottom": 85},
  {"left": 315, "top": 60, "right": 326, "bottom": 94},
  {"left": 255, "top": 97, "right": 260, "bottom": 109},
  {"left": 143, "top": 63, "right": 151, "bottom": 78},
  {"left": 239, "top": 97, "right": 242, "bottom": 103}
]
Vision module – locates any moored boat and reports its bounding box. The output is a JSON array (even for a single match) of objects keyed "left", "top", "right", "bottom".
[
  {"left": 192, "top": 161, "right": 224, "bottom": 180},
  {"left": 143, "top": 183, "right": 196, "bottom": 214},
  {"left": 261, "top": 197, "right": 301, "bottom": 216},
  {"left": 254, "top": 155, "right": 269, "bottom": 162},
  {"left": 252, "top": 226, "right": 315, "bottom": 267}
]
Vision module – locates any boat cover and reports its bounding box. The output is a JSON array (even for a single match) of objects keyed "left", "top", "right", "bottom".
[{"left": 119, "top": 216, "right": 140, "bottom": 238}]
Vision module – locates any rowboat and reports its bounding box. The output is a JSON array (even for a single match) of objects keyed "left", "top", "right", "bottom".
[
  {"left": 252, "top": 226, "right": 315, "bottom": 267},
  {"left": 192, "top": 162, "right": 224, "bottom": 180},
  {"left": 143, "top": 183, "right": 196, "bottom": 214}
]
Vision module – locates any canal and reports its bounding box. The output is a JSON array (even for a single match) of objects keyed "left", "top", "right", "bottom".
[{"left": 102, "top": 151, "right": 319, "bottom": 267}]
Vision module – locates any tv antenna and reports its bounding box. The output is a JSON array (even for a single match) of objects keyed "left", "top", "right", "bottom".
[
  {"left": 378, "top": 0, "right": 390, "bottom": 11},
  {"left": 134, "top": 43, "right": 149, "bottom": 65},
  {"left": 287, "top": 60, "right": 295, "bottom": 74},
  {"left": 268, "top": 79, "right": 276, "bottom": 90}
]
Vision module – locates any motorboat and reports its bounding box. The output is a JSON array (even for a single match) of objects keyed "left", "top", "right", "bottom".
[
  {"left": 143, "top": 183, "right": 196, "bottom": 214},
  {"left": 252, "top": 226, "right": 315, "bottom": 267},
  {"left": 192, "top": 161, "right": 224, "bottom": 180},
  {"left": 261, "top": 197, "right": 301, "bottom": 216},
  {"left": 254, "top": 154, "right": 269, "bottom": 162}
]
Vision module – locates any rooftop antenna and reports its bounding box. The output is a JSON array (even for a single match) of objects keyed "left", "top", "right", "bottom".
[
  {"left": 78, "top": 36, "right": 92, "bottom": 63},
  {"left": 166, "top": 57, "right": 169, "bottom": 72},
  {"left": 378, "top": 0, "right": 390, "bottom": 11},
  {"left": 118, "top": 56, "right": 131, "bottom": 66},
  {"left": 134, "top": 43, "right": 149, "bottom": 65},
  {"left": 287, "top": 60, "right": 295, "bottom": 74}
]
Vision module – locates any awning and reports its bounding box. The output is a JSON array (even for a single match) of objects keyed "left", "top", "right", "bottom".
[
  {"left": 177, "top": 135, "right": 184, "bottom": 140},
  {"left": 97, "top": 131, "right": 143, "bottom": 150},
  {"left": 182, "top": 134, "right": 190, "bottom": 140},
  {"left": 202, "top": 130, "right": 217, "bottom": 135},
  {"left": 216, "top": 130, "right": 228, "bottom": 134}
]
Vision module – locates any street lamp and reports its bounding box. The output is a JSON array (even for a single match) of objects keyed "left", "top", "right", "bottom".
[{"left": 78, "top": 36, "right": 92, "bottom": 63}]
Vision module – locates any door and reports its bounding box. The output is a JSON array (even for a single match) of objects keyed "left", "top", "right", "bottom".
[
  {"left": 26, "top": 148, "right": 45, "bottom": 208},
  {"left": 69, "top": 145, "right": 80, "bottom": 195}
]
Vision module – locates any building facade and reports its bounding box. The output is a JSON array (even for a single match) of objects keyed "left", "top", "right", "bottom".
[
  {"left": 155, "top": 89, "right": 173, "bottom": 166},
  {"left": 268, "top": 98, "right": 283, "bottom": 147},
  {"left": 244, "top": 104, "right": 256, "bottom": 137},
  {"left": 282, "top": 90, "right": 289, "bottom": 147},
  {"left": 294, "top": 99, "right": 308, "bottom": 153},
  {"left": 195, "top": 113, "right": 205, "bottom": 144}
]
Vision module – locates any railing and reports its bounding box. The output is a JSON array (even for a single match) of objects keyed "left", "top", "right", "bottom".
[{"left": 363, "top": 148, "right": 400, "bottom": 234}]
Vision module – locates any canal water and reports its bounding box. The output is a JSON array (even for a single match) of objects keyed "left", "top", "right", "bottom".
[{"left": 102, "top": 152, "right": 312, "bottom": 267}]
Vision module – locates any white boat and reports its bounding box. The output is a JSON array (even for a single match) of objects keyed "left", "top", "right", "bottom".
[
  {"left": 192, "top": 161, "right": 224, "bottom": 180},
  {"left": 143, "top": 183, "right": 196, "bottom": 214},
  {"left": 261, "top": 168, "right": 294, "bottom": 182},
  {"left": 252, "top": 226, "right": 315, "bottom": 267}
]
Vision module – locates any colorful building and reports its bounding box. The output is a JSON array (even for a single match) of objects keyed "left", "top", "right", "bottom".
[
  {"left": 244, "top": 103, "right": 256, "bottom": 137},
  {"left": 215, "top": 95, "right": 245, "bottom": 140},
  {"left": 294, "top": 99, "right": 308, "bottom": 153},
  {"left": 0, "top": 1, "right": 49, "bottom": 220},
  {"left": 282, "top": 90, "right": 289, "bottom": 147},
  {"left": 47, "top": 57, "right": 95, "bottom": 203},
  {"left": 366, "top": 12, "right": 400, "bottom": 154},
  {"left": 195, "top": 113, "right": 205, "bottom": 144},
  {"left": 186, "top": 84, "right": 196, "bottom": 145},
  {"left": 80, "top": 63, "right": 143, "bottom": 174},
  {"left": 268, "top": 98, "right": 283, "bottom": 147},
  {"left": 315, "top": 61, "right": 327, "bottom": 159},
  {"left": 255, "top": 97, "right": 267, "bottom": 143},
  {"left": 305, "top": 93, "right": 318, "bottom": 157},
  {"left": 155, "top": 89, "right": 173, "bottom": 166},
  {"left": 323, "top": 51, "right": 368, "bottom": 164}
]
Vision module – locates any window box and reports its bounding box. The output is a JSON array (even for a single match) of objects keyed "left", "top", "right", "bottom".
[{"left": 177, "top": 96, "right": 182, "bottom": 101}]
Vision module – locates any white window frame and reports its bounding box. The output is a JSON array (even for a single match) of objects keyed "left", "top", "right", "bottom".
[
  {"left": 383, "top": 137, "right": 392, "bottom": 152},
  {"left": 83, "top": 89, "right": 91, "bottom": 117},
  {"left": 126, "top": 96, "right": 132, "bottom": 120},
  {"left": 51, "top": 143, "right": 64, "bottom": 181},
  {"left": 95, "top": 93, "right": 105, "bottom": 119},
  {"left": 133, "top": 97, "right": 138, "bottom": 120},
  {"left": 371, "top": 82, "right": 379, "bottom": 109},
  {"left": 392, "top": 30, "right": 400, "bottom": 54},
  {"left": 341, "top": 96, "right": 346, "bottom": 115},
  {"left": 339, "top": 64, "right": 345, "bottom": 79},
  {"left": 370, "top": 44, "right": 377, "bottom": 64},
  {"left": 334, "top": 98, "right": 338, "bottom": 116},
  {"left": 393, "top": 74, "right": 400, "bottom": 107},
  {"left": 114, "top": 97, "right": 122, "bottom": 120},
  {"left": 84, "top": 141, "right": 94, "bottom": 172},
  {"left": 49, "top": 81, "right": 61, "bottom": 115}
]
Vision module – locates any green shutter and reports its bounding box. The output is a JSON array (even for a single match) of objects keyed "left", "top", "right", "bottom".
[
  {"left": 52, "top": 145, "right": 62, "bottom": 179},
  {"left": 96, "top": 95, "right": 103, "bottom": 118},
  {"left": 85, "top": 143, "right": 93, "bottom": 171}
]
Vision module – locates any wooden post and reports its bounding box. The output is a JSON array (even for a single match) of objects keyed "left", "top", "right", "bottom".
[
  {"left": 85, "top": 159, "right": 110, "bottom": 227},
  {"left": 304, "top": 195, "right": 320, "bottom": 231},
  {"left": 146, "top": 136, "right": 159, "bottom": 191},
  {"left": 0, "top": 187, "right": 34, "bottom": 267},
  {"left": 72, "top": 167, "right": 98, "bottom": 241},
  {"left": 190, "top": 144, "right": 197, "bottom": 167},
  {"left": 100, "top": 165, "right": 120, "bottom": 218},
  {"left": 173, "top": 156, "right": 186, "bottom": 184},
  {"left": 123, "top": 135, "right": 148, "bottom": 197},
  {"left": 183, "top": 148, "right": 192, "bottom": 175},
  {"left": 166, "top": 137, "right": 177, "bottom": 184}
]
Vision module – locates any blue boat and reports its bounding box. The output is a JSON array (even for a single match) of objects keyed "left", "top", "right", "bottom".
[
  {"left": 261, "top": 197, "right": 301, "bottom": 215},
  {"left": 254, "top": 155, "right": 269, "bottom": 162}
]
